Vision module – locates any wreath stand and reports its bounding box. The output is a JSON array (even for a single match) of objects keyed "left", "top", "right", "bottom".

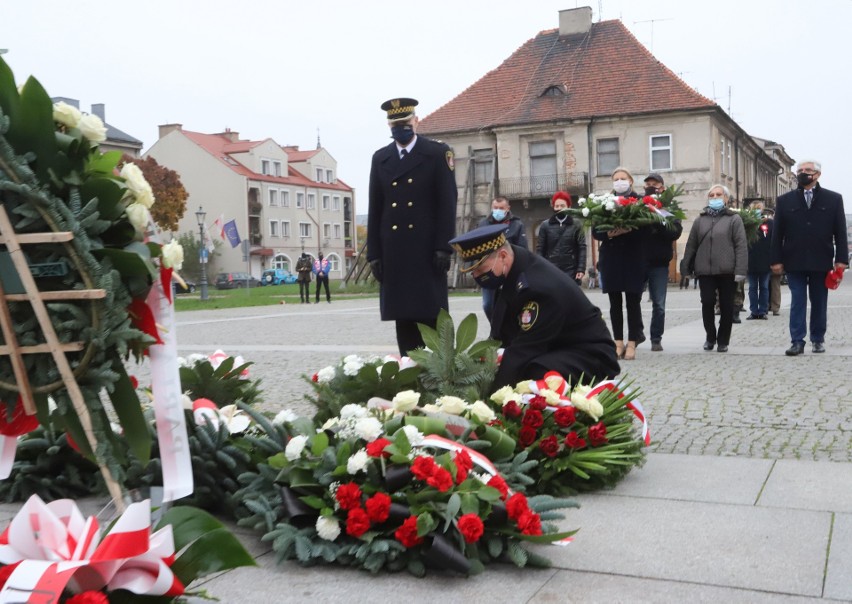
[{"left": 0, "top": 204, "right": 125, "bottom": 510}]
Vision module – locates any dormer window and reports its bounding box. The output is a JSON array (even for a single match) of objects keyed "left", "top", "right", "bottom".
[
  {"left": 316, "top": 168, "right": 323, "bottom": 182},
  {"left": 541, "top": 85, "right": 566, "bottom": 97}
]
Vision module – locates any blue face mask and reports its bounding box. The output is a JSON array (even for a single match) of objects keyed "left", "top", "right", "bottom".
[
  {"left": 708, "top": 199, "right": 725, "bottom": 211},
  {"left": 754, "top": 209, "right": 762, "bottom": 218},
  {"left": 391, "top": 125, "right": 415, "bottom": 145},
  {"left": 491, "top": 209, "right": 507, "bottom": 221}
]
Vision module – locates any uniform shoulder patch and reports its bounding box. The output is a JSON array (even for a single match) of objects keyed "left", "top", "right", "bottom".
[
  {"left": 518, "top": 301, "right": 539, "bottom": 331},
  {"left": 446, "top": 150, "right": 455, "bottom": 171}
]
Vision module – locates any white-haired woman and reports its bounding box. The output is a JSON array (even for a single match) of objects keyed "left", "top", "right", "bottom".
[{"left": 680, "top": 185, "right": 748, "bottom": 352}]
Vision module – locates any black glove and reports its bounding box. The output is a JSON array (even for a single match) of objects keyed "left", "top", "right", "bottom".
[
  {"left": 433, "top": 250, "right": 451, "bottom": 273},
  {"left": 369, "top": 259, "right": 383, "bottom": 282}
]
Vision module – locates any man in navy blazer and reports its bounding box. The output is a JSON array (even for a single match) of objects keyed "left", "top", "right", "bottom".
[
  {"left": 367, "top": 98, "right": 458, "bottom": 355},
  {"left": 770, "top": 160, "right": 848, "bottom": 355}
]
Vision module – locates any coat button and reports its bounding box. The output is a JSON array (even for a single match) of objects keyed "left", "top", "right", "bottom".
[
  {"left": 409, "top": 224, "right": 414, "bottom": 229},
  {"left": 392, "top": 225, "right": 398, "bottom": 230},
  {"left": 392, "top": 202, "right": 397, "bottom": 207},
  {"left": 408, "top": 178, "right": 413, "bottom": 183},
  {"left": 408, "top": 202, "right": 413, "bottom": 207},
  {"left": 392, "top": 181, "right": 397, "bottom": 186}
]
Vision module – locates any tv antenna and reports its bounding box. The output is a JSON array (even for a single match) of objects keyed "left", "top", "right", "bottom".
[{"left": 633, "top": 18, "right": 673, "bottom": 52}]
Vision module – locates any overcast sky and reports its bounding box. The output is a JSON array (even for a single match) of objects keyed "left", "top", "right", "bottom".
[{"left": 2, "top": 0, "right": 849, "bottom": 212}]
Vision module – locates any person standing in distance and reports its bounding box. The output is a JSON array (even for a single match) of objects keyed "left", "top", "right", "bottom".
[
  {"left": 367, "top": 97, "right": 458, "bottom": 355},
  {"left": 536, "top": 191, "right": 586, "bottom": 287},
  {"left": 295, "top": 252, "right": 312, "bottom": 304},
  {"left": 642, "top": 173, "right": 682, "bottom": 352},
  {"left": 770, "top": 160, "right": 847, "bottom": 355},
  {"left": 313, "top": 252, "right": 331, "bottom": 303},
  {"left": 478, "top": 196, "right": 527, "bottom": 322}
]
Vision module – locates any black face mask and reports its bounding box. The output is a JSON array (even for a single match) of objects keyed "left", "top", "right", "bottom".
[
  {"left": 391, "top": 125, "right": 415, "bottom": 145},
  {"left": 797, "top": 172, "right": 814, "bottom": 187},
  {"left": 644, "top": 186, "right": 659, "bottom": 196}
]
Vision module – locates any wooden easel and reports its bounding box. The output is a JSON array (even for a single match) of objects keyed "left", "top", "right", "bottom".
[{"left": 0, "top": 204, "right": 125, "bottom": 509}]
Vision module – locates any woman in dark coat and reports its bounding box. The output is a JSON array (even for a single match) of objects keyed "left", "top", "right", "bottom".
[
  {"left": 591, "top": 167, "right": 647, "bottom": 360},
  {"left": 536, "top": 191, "right": 586, "bottom": 286}
]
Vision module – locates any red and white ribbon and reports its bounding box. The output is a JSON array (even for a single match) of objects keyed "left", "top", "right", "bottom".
[
  {"left": 586, "top": 380, "right": 650, "bottom": 445},
  {"left": 0, "top": 495, "right": 183, "bottom": 602},
  {"left": 418, "top": 434, "right": 500, "bottom": 478}
]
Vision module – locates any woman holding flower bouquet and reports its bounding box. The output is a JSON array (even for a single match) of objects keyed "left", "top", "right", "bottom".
[
  {"left": 591, "top": 168, "right": 648, "bottom": 360},
  {"left": 679, "top": 185, "right": 748, "bottom": 352}
]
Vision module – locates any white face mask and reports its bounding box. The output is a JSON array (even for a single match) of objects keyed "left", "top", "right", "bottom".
[{"left": 613, "top": 179, "right": 631, "bottom": 194}]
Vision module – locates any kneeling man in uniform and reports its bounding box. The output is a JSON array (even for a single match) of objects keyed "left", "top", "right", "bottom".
[{"left": 450, "top": 224, "right": 620, "bottom": 388}]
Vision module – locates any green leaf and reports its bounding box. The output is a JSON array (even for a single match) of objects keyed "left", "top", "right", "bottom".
[
  {"left": 416, "top": 512, "right": 437, "bottom": 537},
  {"left": 476, "top": 485, "right": 501, "bottom": 502},
  {"left": 107, "top": 357, "right": 150, "bottom": 464},
  {"left": 9, "top": 75, "right": 58, "bottom": 184},
  {"left": 455, "top": 313, "right": 477, "bottom": 352},
  {"left": 169, "top": 527, "right": 256, "bottom": 584},
  {"left": 446, "top": 492, "right": 461, "bottom": 518},
  {"left": 311, "top": 431, "right": 329, "bottom": 456},
  {"left": 460, "top": 492, "right": 479, "bottom": 515},
  {"left": 402, "top": 415, "right": 448, "bottom": 437},
  {"left": 515, "top": 529, "right": 578, "bottom": 544},
  {"left": 157, "top": 506, "right": 226, "bottom": 551},
  {"left": 474, "top": 424, "right": 517, "bottom": 461}
]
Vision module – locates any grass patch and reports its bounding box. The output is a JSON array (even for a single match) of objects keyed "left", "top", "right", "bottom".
[{"left": 174, "top": 282, "right": 379, "bottom": 311}]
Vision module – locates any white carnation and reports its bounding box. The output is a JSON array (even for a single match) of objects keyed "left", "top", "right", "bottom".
[
  {"left": 470, "top": 400, "right": 496, "bottom": 423},
  {"left": 582, "top": 207, "right": 590, "bottom": 217},
  {"left": 436, "top": 395, "right": 467, "bottom": 416},
  {"left": 284, "top": 435, "right": 309, "bottom": 461},
  {"left": 402, "top": 425, "right": 424, "bottom": 446},
  {"left": 343, "top": 354, "right": 362, "bottom": 364},
  {"left": 340, "top": 404, "right": 368, "bottom": 419},
  {"left": 161, "top": 240, "right": 184, "bottom": 270},
  {"left": 392, "top": 390, "right": 420, "bottom": 412},
  {"left": 605, "top": 201, "right": 616, "bottom": 212},
  {"left": 316, "top": 366, "right": 336, "bottom": 384},
  {"left": 354, "top": 417, "right": 383, "bottom": 442},
  {"left": 316, "top": 516, "right": 341, "bottom": 541},
  {"left": 273, "top": 409, "right": 297, "bottom": 425},
  {"left": 343, "top": 360, "right": 364, "bottom": 376},
  {"left": 347, "top": 449, "right": 369, "bottom": 474}
]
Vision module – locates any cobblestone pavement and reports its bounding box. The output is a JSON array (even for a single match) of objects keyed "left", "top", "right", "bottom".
[{"left": 158, "top": 283, "right": 852, "bottom": 462}]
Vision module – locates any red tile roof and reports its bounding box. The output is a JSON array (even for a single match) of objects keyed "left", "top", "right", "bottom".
[
  {"left": 286, "top": 148, "right": 321, "bottom": 162},
  {"left": 180, "top": 130, "right": 353, "bottom": 192},
  {"left": 419, "top": 20, "right": 715, "bottom": 134}
]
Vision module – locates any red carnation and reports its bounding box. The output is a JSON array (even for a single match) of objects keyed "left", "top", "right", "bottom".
[
  {"left": 553, "top": 406, "right": 576, "bottom": 427},
  {"left": 506, "top": 492, "right": 529, "bottom": 520},
  {"left": 66, "top": 592, "right": 109, "bottom": 604},
  {"left": 312, "top": 373, "right": 319, "bottom": 382},
  {"left": 522, "top": 409, "right": 543, "bottom": 429},
  {"left": 458, "top": 513, "right": 485, "bottom": 543},
  {"left": 486, "top": 475, "right": 509, "bottom": 500},
  {"left": 427, "top": 467, "right": 454, "bottom": 492},
  {"left": 516, "top": 510, "right": 543, "bottom": 536},
  {"left": 411, "top": 455, "right": 438, "bottom": 481},
  {"left": 365, "top": 492, "right": 392, "bottom": 523},
  {"left": 0, "top": 396, "right": 40, "bottom": 437},
  {"left": 502, "top": 400, "right": 522, "bottom": 418},
  {"left": 529, "top": 395, "right": 548, "bottom": 411},
  {"left": 588, "top": 422, "right": 609, "bottom": 446},
  {"left": 395, "top": 515, "right": 423, "bottom": 548},
  {"left": 335, "top": 482, "right": 362, "bottom": 511},
  {"left": 519, "top": 426, "right": 537, "bottom": 447},
  {"left": 564, "top": 431, "right": 587, "bottom": 449},
  {"left": 345, "top": 507, "right": 371, "bottom": 537},
  {"left": 129, "top": 375, "right": 139, "bottom": 389},
  {"left": 366, "top": 437, "right": 392, "bottom": 458},
  {"left": 538, "top": 435, "right": 560, "bottom": 458},
  {"left": 454, "top": 450, "right": 473, "bottom": 484},
  {"left": 0, "top": 562, "right": 20, "bottom": 589}
]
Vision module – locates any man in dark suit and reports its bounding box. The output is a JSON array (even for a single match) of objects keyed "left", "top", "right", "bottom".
[
  {"left": 368, "top": 98, "right": 458, "bottom": 355},
  {"left": 450, "top": 224, "right": 620, "bottom": 389},
  {"left": 770, "top": 160, "right": 847, "bottom": 355}
]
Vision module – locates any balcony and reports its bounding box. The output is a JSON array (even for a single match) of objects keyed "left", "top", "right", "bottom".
[{"left": 496, "top": 173, "right": 589, "bottom": 200}]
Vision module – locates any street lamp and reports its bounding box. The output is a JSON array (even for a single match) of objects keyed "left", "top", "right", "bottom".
[{"left": 195, "top": 206, "right": 209, "bottom": 301}]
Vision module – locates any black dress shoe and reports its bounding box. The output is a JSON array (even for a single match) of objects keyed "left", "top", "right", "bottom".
[
  {"left": 732, "top": 314, "right": 742, "bottom": 324},
  {"left": 785, "top": 343, "right": 805, "bottom": 356},
  {"left": 758, "top": 314, "right": 768, "bottom": 320},
  {"left": 746, "top": 314, "right": 759, "bottom": 320},
  {"left": 703, "top": 341, "right": 716, "bottom": 351},
  {"left": 717, "top": 345, "right": 728, "bottom": 352},
  {"left": 812, "top": 342, "right": 826, "bottom": 353}
]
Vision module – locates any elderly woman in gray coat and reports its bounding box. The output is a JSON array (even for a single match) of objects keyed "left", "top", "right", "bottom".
[{"left": 680, "top": 184, "right": 748, "bottom": 352}]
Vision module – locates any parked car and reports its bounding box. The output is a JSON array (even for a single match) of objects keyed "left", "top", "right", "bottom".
[
  {"left": 214, "top": 272, "right": 261, "bottom": 289},
  {"left": 173, "top": 279, "right": 197, "bottom": 294},
  {"left": 261, "top": 269, "right": 298, "bottom": 285}
]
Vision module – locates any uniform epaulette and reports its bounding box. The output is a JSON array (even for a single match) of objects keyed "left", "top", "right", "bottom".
[{"left": 516, "top": 273, "right": 529, "bottom": 292}]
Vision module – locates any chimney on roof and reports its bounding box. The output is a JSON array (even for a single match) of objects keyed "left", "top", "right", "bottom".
[
  {"left": 158, "top": 123, "right": 183, "bottom": 139},
  {"left": 91, "top": 103, "right": 105, "bottom": 121},
  {"left": 559, "top": 6, "right": 593, "bottom": 37},
  {"left": 220, "top": 127, "right": 239, "bottom": 143}
]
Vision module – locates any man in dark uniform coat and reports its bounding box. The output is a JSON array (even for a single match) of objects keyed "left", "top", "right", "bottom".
[
  {"left": 770, "top": 159, "right": 847, "bottom": 355},
  {"left": 450, "top": 224, "right": 620, "bottom": 389},
  {"left": 368, "top": 97, "right": 458, "bottom": 355}
]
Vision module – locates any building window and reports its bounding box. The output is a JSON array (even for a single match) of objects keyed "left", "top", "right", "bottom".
[
  {"left": 326, "top": 169, "right": 333, "bottom": 182},
  {"left": 299, "top": 222, "right": 311, "bottom": 238},
  {"left": 334, "top": 223, "right": 341, "bottom": 239},
  {"left": 650, "top": 135, "right": 672, "bottom": 171},
  {"left": 529, "top": 141, "right": 557, "bottom": 177},
  {"left": 307, "top": 193, "right": 316, "bottom": 209},
  {"left": 281, "top": 190, "right": 290, "bottom": 208},
  {"left": 596, "top": 138, "right": 620, "bottom": 175},
  {"left": 296, "top": 192, "right": 304, "bottom": 208},
  {"left": 282, "top": 220, "right": 291, "bottom": 238},
  {"left": 473, "top": 149, "right": 494, "bottom": 185},
  {"left": 272, "top": 253, "right": 290, "bottom": 271},
  {"left": 332, "top": 196, "right": 340, "bottom": 211},
  {"left": 261, "top": 160, "right": 270, "bottom": 175},
  {"left": 269, "top": 189, "right": 278, "bottom": 207},
  {"left": 316, "top": 168, "right": 323, "bottom": 182},
  {"left": 720, "top": 137, "right": 727, "bottom": 176},
  {"left": 322, "top": 195, "right": 330, "bottom": 210},
  {"left": 269, "top": 220, "right": 279, "bottom": 237},
  {"left": 726, "top": 140, "right": 733, "bottom": 176},
  {"left": 323, "top": 223, "right": 331, "bottom": 239},
  {"left": 327, "top": 253, "right": 340, "bottom": 272},
  {"left": 273, "top": 161, "right": 282, "bottom": 177}
]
